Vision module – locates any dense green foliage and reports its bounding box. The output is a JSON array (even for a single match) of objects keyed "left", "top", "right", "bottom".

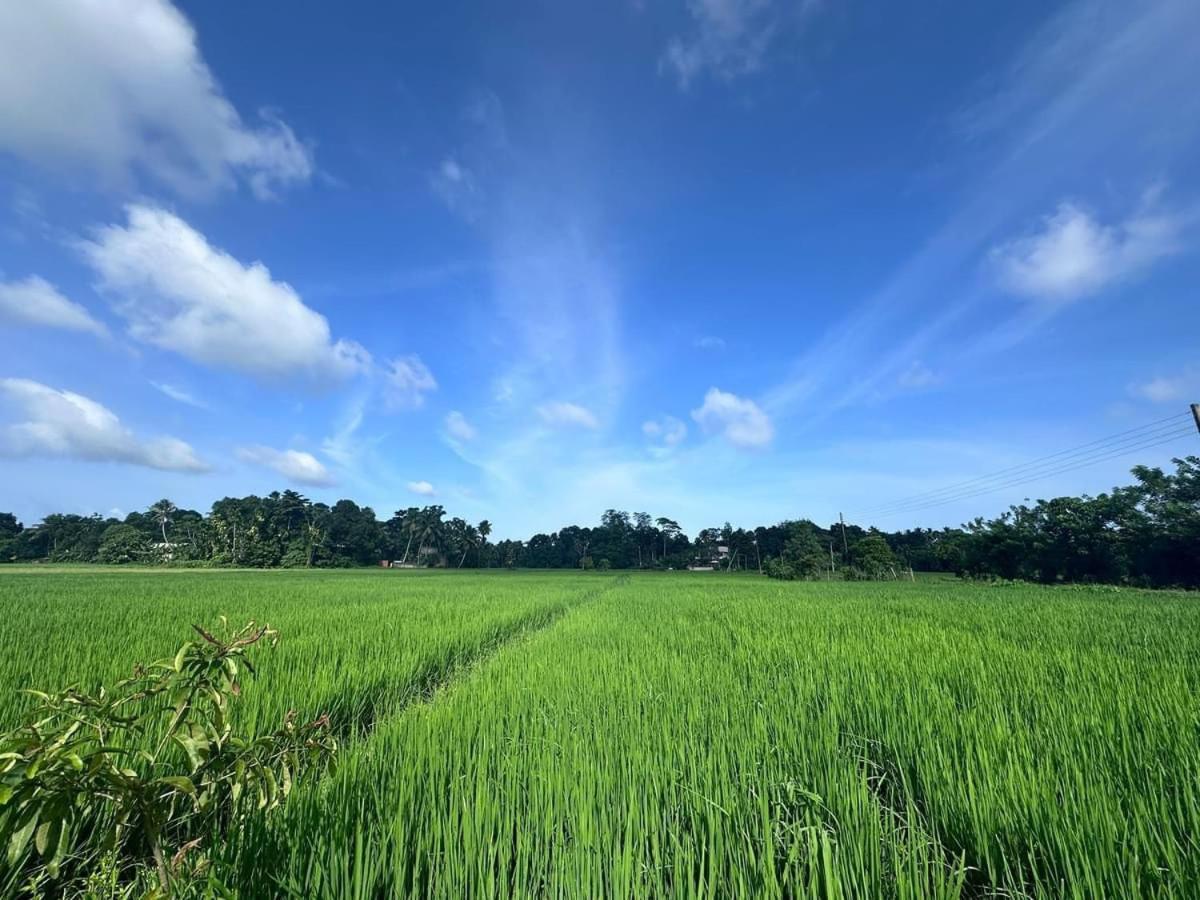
[
  {"left": 0, "top": 569, "right": 1196, "bottom": 898},
  {"left": 0, "top": 621, "right": 336, "bottom": 897},
  {"left": 2, "top": 457, "right": 1198, "bottom": 586}
]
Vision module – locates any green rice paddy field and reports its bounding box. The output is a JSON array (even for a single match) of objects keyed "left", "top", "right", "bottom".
[{"left": 1, "top": 568, "right": 1198, "bottom": 898}]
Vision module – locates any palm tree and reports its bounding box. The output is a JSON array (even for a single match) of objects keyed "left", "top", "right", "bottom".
[
  {"left": 395, "top": 507, "right": 420, "bottom": 565},
  {"left": 457, "top": 524, "right": 479, "bottom": 568},
  {"left": 149, "top": 499, "right": 177, "bottom": 545},
  {"left": 477, "top": 520, "right": 492, "bottom": 567},
  {"left": 415, "top": 505, "right": 445, "bottom": 567}
]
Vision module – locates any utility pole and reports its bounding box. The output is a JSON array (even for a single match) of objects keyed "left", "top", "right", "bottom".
[
  {"left": 1192, "top": 403, "right": 1200, "bottom": 435},
  {"left": 838, "top": 513, "right": 850, "bottom": 566},
  {"left": 829, "top": 541, "right": 836, "bottom": 575}
]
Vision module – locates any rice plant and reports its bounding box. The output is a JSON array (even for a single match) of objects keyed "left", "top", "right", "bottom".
[{"left": 1, "top": 569, "right": 1197, "bottom": 898}]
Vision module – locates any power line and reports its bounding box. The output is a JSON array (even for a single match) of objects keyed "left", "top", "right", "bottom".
[
  {"left": 848, "top": 411, "right": 1194, "bottom": 521},
  {"left": 852, "top": 411, "right": 1190, "bottom": 517},
  {"left": 863, "top": 428, "right": 1193, "bottom": 520},
  {"left": 854, "top": 418, "right": 1191, "bottom": 518},
  {"left": 850, "top": 412, "right": 1189, "bottom": 517}
]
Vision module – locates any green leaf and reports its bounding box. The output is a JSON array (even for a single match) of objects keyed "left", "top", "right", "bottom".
[
  {"left": 174, "top": 641, "right": 194, "bottom": 672},
  {"left": 263, "top": 767, "right": 278, "bottom": 808},
  {"left": 34, "top": 817, "right": 61, "bottom": 860},
  {"left": 157, "top": 775, "right": 197, "bottom": 796},
  {"left": 7, "top": 805, "right": 38, "bottom": 865},
  {"left": 0, "top": 785, "right": 13, "bottom": 806}
]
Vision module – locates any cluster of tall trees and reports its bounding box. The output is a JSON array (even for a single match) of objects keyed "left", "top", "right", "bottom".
[
  {"left": 1, "top": 456, "right": 1197, "bottom": 587},
  {"left": 0, "top": 494, "right": 491, "bottom": 570}
]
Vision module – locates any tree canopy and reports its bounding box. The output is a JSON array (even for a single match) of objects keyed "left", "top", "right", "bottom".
[{"left": 2, "top": 457, "right": 1198, "bottom": 587}]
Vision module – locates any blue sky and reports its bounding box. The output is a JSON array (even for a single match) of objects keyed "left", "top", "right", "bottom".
[{"left": 1, "top": 0, "right": 1198, "bottom": 538}]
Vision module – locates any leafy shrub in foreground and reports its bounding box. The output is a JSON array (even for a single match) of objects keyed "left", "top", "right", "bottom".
[{"left": 0, "top": 620, "right": 337, "bottom": 897}]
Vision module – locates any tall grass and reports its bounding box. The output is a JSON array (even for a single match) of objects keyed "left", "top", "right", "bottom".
[{"left": 2, "top": 570, "right": 1197, "bottom": 898}]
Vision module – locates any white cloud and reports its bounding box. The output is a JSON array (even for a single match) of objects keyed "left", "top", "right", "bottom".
[
  {"left": 384, "top": 356, "right": 437, "bottom": 409},
  {"left": 694, "top": 335, "right": 726, "bottom": 351},
  {"left": 0, "top": 0, "right": 312, "bottom": 198},
  {"left": 642, "top": 415, "right": 688, "bottom": 446},
  {"left": 537, "top": 401, "right": 600, "bottom": 429},
  {"left": 662, "top": 0, "right": 820, "bottom": 89},
  {"left": 237, "top": 445, "right": 334, "bottom": 487},
  {"left": 1129, "top": 367, "right": 1197, "bottom": 404},
  {"left": 79, "top": 204, "right": 370, "bottom": 383},
  {"left": 0, "top": 276, "right": 107, "bottom": 337},
  {"left": 0, "top": 378, "right": 207, "bottom": 472},
  {"left": 691, "top": 387, "right": 773, "bottom": 448},
  {"left": 991, "top": 200, "right": 1183, "bottom": 304},
  {"left": 320, "top": 396, "right": 367, "bottom": 467},
  {"left": 897, "top": 361, "right": 940, "bottom": 390},
  {"left": 444, "top": 410, "right": 477, "bottom": 441},
  {"left": 407, "top": 480, "right": 436, "bottom": 496},
  {"left": 150, "top": 382, "right": 208, "bottom": 410},
  {"left": 430, "top": 157, "right": 481, "bottom": 220}
]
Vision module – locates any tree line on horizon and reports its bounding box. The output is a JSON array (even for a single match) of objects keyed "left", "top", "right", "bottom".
[{"left": 0, "top": 456, "right": 1196, "bottom": 588}]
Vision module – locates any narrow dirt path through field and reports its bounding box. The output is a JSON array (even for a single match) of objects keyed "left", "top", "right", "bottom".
[{"left": 326, "top": 574, "right": 629, "bottom": 740}]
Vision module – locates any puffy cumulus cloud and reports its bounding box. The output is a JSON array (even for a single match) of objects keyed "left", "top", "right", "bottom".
[
  {"left": 0, "top": 276, "right": 108, "bottom": 337},
  {"left": 537, "top": 402, "right": 600, "bottom": 429},
  {"left": 991, "top": 200, "right": 1183, "bottom": 304},
  {"left": 79, "top": 205, "right": 370, "bottom": 384},
  {"left": 0, "top": 378, "right": 207, "bottom": 472},
  {"left": 407, "top": 480, "right": 436, "bottom": 496},
  {"left": 642, "top": 415, "right": 688, "bottom": 447},
  {"left": 384, "top": 356, "right": 437, "bottom": 410},
  {"left": 0, "top": 0, "right": 312, "bottom": 198},
  {"left": 237, "top": 445, "right": 334, "bottom": 487},
  {"left": 444, "top": 410, "right": 477, "bottom": 442},
  {"left": 691, "top": 387, "right": 773, "bottom": 448}
]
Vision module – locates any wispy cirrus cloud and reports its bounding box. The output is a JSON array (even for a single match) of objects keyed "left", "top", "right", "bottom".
[
  {"left": 429, "top": 157, "right": 482, "bottom": 221},
  {"left": 444, "top": 410, "right": 477, "bottom": 442},
  {"left": 384, "top": 355, "right": 437, "bottom": 410},
  {"left": 642, "top": 415, "right": 688, "bottom": 447},
  {"left": 694, "top": 335, "right": 726, "bottom": 351},
  {"left": 763, "top": 0, "right": 1200, "bottom": 423},
  {"left": 150, "top": 382, "right": 209, "bottom": 410},
  {"left": 1129, "top": 366, "right": 1198, "bottom": 404},
  {"left": 661, "top": 0, "right": 822, "bottom": 89},
  {"left": 537, "top": 401, "right": 600, "bottom": 430},
  {"left": 897, "top": 361, "right": 940, "bottom": 391}
]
